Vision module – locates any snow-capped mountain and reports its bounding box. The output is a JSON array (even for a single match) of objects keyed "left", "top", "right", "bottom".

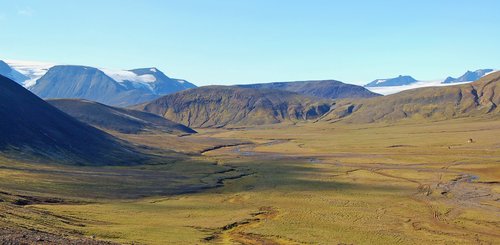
[
  {"left": 365, "top": 79, "right": 472, "bottom": 96},
  {"left": 0, "top": 60, "right": 29, "bottom": 84},
  {"left": 1, "top": 59, "right": 197, "bottom": 106},
  {"left": 443, "top": 69, "right": 494, "bottom": 84},
  {"left": 4, "top": 59, "right": 55, "bottom": 87},
  {"left": 365, "top": 75, "right": 417, "bottom": 87},
  {"left": 30, "top": 65, "right": 154, "bottom": 107},
  {"left": 365, "top": 69, "right": 497, "bottom": 95},
  {"left": 100, "top": 67, "right": 196, "bottom": 96}
]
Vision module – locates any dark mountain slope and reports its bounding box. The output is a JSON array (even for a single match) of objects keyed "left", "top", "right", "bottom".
[
  {"left": 0, "top": 75, "right": 144, "bottom": 165},
  {"left": 48, "top": 99, "right": 196, "bottom": 134},
  {"left": 237, "top": 80, "right": 380, "bottom": 99},
  {"left": 326, "top": 71, "right": 500, "bottom": 123},
  {"left": 134, "top": 86, "right": 333, "bottom": 128}
]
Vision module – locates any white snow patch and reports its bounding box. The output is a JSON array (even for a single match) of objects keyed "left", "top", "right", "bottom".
[
  {"left": 4, "top": 59, "right": 56, "bottom": 87},
  {"left": 100, "top": 68, "right": 157, "bottom": 83},
  {"left": 366, "top": 80, "right": 472, "bottom": 95},
  {"left": 150, "top": 68, "right": 157, "bottom": 73}
]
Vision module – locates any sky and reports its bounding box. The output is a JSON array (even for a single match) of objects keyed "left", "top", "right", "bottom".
[{"left": 1, "top": 0, "right": 499, "bottom": 86}]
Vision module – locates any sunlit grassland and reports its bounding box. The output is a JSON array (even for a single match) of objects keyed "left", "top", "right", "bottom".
[{"left": 1, "top": 118, "right": 499, "bottom": 244}]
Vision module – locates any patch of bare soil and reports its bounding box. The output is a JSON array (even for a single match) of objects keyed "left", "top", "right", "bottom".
[
  {"left": 0, "top": 190, "right": 81, "bottom": 206},
  {"left": 367, "top": 168, "right": 500, "bottom": 240},
  {"left": 0, "top": 227, "right": 118, "bottom": 245},
  {"left": 196, "top": 206, "right": 297, "bottom": 244}
]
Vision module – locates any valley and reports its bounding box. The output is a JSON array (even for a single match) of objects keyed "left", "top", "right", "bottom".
[
  {"left": 0, "top": 117, "right": 498, "bottom": 244},
  {"left": 2, "top": 2, "right": 499, "bottom": 244}
]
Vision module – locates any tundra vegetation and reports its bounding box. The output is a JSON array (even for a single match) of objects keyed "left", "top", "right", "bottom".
[{"left": 0, "top": 73, "right": 499, "bottom": 244}]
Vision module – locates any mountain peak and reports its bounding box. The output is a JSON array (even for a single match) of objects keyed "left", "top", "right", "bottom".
[
  {"left": 126, "top": 67, "right": 197, "bottom": 94},
  {"left": 130, "top": 67, "right": 161, "bottom": 73},
  {"left": 442, "top": 69, "right": 495, "bottom": 84},
  {"left": 1, "top": 59, "right": 198, "bottom": 106},
  {"left": 135, "top": 86, "right": 333, "bottom": 128},
  {"left": 238, "top": 80, "right": 380, "bottom": 99},
  {"left": 365, "top": 75, "right": 417, "bottom": 87}
]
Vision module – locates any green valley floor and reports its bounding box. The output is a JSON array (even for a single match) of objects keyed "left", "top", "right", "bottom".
[{"left": 0, "top": 118, "right": 499, "bottom": 244}]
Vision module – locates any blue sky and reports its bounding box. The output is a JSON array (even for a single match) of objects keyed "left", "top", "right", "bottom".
[{"left": 1, "top": 0, "right": 499, "bottom": 86}]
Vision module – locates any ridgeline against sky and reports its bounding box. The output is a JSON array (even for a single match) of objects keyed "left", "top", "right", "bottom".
[{"left": 1, "top": 0, "right": 499, "bottom": 85}]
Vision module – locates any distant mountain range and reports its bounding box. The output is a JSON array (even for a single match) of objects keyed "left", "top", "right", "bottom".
[
  {"left": 237, "top": 80, "right": 380, "bottom": 99},
  {"left": 328, "top": 71, "right": 500, "bottom": 123},
  {"left": 0, "top": 60, "right": 196, "bottom": 106},
  {"left": 134, "top": 86, "right": 333, "bottom": 128},
  {"left": 0, "top": 74, "right": 147, "bottom": 165},
  {"left": 1, "top": 59, "right": 496, "bottom": 103},
  {"left": 443, "top": 69, "right": 494, "bottom": 84},
  {"left": 0, "top": 60, "right": 29, "bottom": 83},
  {"left": 134, "top": 71, "right": 500, "bottom": 128},
  {"left": 365, "top": 69, "right": 497, "bottom": 95},
  {"left": 4, "top": 59, "right": 54, "bottom": 87},
  {"left": 365, "top": 75, "right": 417, "bottom": 87}
]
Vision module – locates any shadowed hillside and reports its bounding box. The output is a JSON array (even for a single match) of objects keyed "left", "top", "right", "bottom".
[
  {"left": 237, "top": 80, "right": 380, "bottom": 99},
  {"left": 326, "top": 71, "right": 500, "bottom": 123},
  {"left": 0, "top": 75, "right": 145, "bottom": 165},
  {"left": 48, "top": 99, "right": 196, "bottom": 135},
  {"left": 134, "top": 86, "right": 333, "bottom": 128}
]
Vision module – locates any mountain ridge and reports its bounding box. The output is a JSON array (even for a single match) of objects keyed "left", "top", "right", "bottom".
[
  {"left": 0, "top": 60, "right": 29, "bottom": 85},
  {"left": 443, "top": 69, "right": 494, "bottom": 84},
  {"left": 365, "top": 75, "right": 417, "bottom": 87},
  {"left": 237, "top": 80, "right": 380, "bottom": 99},
  {"left": 134, "top": 86, "right": 333, "bottom": 128},
  {"left": 29, "top": 65, "right": 158, "bottom": 107},
  {"left": 0, "top": 74, "right": 146, "bottom": 165},
  {"left": 327, "top": 71, "right": 500, "bottom": 123},
  {"left": 2, "top": 60, "right": 196, "bottom": 106},
  {"left": 365, "top": 69, "right": 497, "bottom": 95},
  {"left": 48, "top": 99, "right": 196, "bottom": 134}
]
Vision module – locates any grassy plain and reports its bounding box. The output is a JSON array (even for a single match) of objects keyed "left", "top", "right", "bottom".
[{"left": 0, "top": 118, "right": 499, "bottom": 244}]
